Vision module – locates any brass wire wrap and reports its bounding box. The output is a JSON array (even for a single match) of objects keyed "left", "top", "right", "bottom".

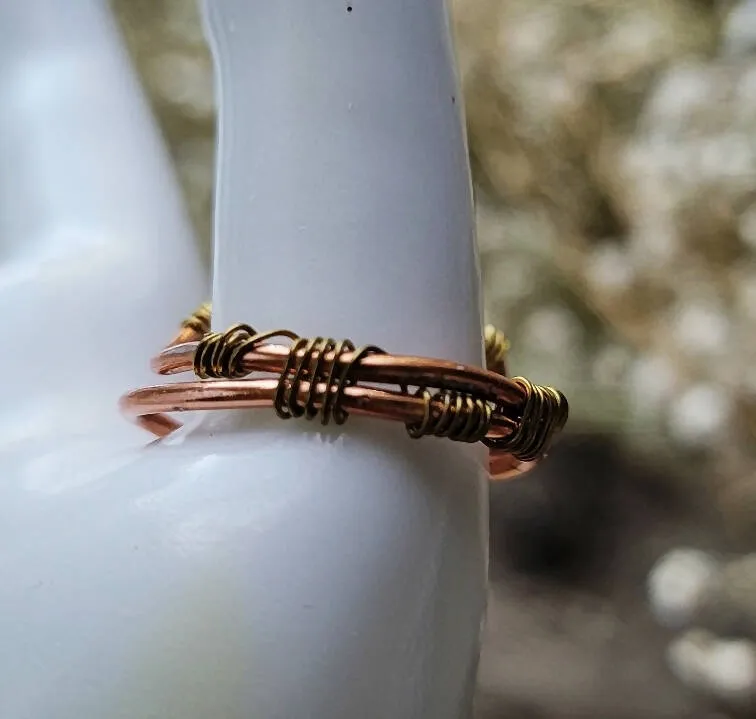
[
  {"left": 126, "top": 303, "right": 569, "bottom": 467},
  {"left": 273, "top": 337, "right": 386, "bottom": 425},
  {"left": 194, "top": 324, "right": 299, "bottom": 380},
  {"left": 484, "top": 324, "right": 509, "bottom": 376},
  {"left": 483, "top": 377, "right": 568, "bottom": 462},
  {"left": 406, "top": 389, "right": 492, "bottom": 443},
  {"left": 181, "top": 302, "right": 212, "bottom": 336}
]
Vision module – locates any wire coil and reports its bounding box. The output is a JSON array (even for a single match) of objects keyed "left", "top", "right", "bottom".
[
  {"left": 273, "top": 337, "right": 385, "bottom": 425},
  {"left": 484, "top": 324, "right": 509, "bottom": 376},
  {"left": 485, "top": 377, "right": 568, "bottom": 462},
  {"left": 194, "top": 324, "right": 299, "bottom": 380},
  {"left": 181, "top": 302, "right": 212, "bottom": 336},
  {"left": 406, "top": 389, "right": 493, "bottom": 443}
]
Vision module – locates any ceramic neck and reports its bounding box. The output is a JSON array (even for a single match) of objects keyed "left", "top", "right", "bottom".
[{"left": 204, "top": 0, "right": 483, "bottom": 363}]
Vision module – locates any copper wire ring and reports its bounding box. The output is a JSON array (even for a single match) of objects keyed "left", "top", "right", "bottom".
[{"left": 119, "top": 304, "right": 567, "bottom": 480}]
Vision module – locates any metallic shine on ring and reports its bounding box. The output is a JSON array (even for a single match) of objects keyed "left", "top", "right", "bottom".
[{"left": 119, "top": 304, "right": 568, "bottom": 481}]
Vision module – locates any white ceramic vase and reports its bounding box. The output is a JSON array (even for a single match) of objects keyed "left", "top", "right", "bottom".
[{"left": 0, "top": 2, "right": 487, "bottom": 717}]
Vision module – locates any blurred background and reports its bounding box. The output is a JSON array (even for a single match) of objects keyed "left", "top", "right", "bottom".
[{"left": 113, "top": 0, "right": 756, "bottom": 716}]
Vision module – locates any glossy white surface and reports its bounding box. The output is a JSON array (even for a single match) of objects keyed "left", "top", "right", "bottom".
[
  {"left": 0, "top": 0, "right": 206, "bottom": 446},
  {"left": 0, "top": 1, "right": 488, "bottom": 717},
  {"left": 0, "top": 421, "right": 486, "bottom": 719}
]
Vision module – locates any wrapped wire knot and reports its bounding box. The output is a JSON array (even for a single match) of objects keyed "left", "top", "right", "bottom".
[
  {"left": 194, "top": 324, "right": 258, "bottom": 379},
  {"left": 274, "top": 337, "right": 386, "bottom": 425},
  {"left": 406, "top": 389, "right": 492, "bottom": 443},
  {"left": 194, "top": 324, "right": 299, "bottom": 380},
  {"left": 485, "top": 377, "right": 568, "bottom": 462}
]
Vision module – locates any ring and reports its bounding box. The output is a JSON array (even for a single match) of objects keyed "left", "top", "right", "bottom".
[{"left": 119, "top": 304, "right": 568, "bottom": 481}]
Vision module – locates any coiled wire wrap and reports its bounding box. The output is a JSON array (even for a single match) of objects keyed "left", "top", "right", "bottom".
[
  {"left": 193, "top": 324, "right": 386, "bottom": 426},
  {"left": 484, "top": 377, "right": 568, "bottom": 462},
  {"left": 406, "top": 389, "right": 493, "bottom": 443},
  {"left": 181, "top": 302, "right": 212, "bottom": 336},
  {"left": 484, "top": 324, "right": 509, "bottom": 376},
  {"left": 194, "top": 324, "right": 299, "bottom": 380},
  {"left": 273, "top": 337, "right": 386, "bottom": 425}
]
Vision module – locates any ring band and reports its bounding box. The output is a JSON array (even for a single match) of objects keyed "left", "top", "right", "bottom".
[{"left": 120, "top": 305, "right": 568, "bottom": 480}]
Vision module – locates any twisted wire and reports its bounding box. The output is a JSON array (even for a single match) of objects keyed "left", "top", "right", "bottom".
[
  {"left": 484, "top": 324, "right": 509, "bottom": 376},
  {"left": 273, "top": 337, "right": 386, "bottom": 425},
  {"left": 484, "top": 377, "right": 568, "bottom": 462},
  {"left": 193, "top": 324, "right": 299, "bottom": 380},
  {"left": 406, "top": 389, "right": 493, "bottom": 444}
]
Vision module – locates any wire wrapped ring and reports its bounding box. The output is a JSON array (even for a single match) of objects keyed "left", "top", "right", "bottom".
[{"left": 119, "top": 305, "right": 568, "bottom": 481}]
